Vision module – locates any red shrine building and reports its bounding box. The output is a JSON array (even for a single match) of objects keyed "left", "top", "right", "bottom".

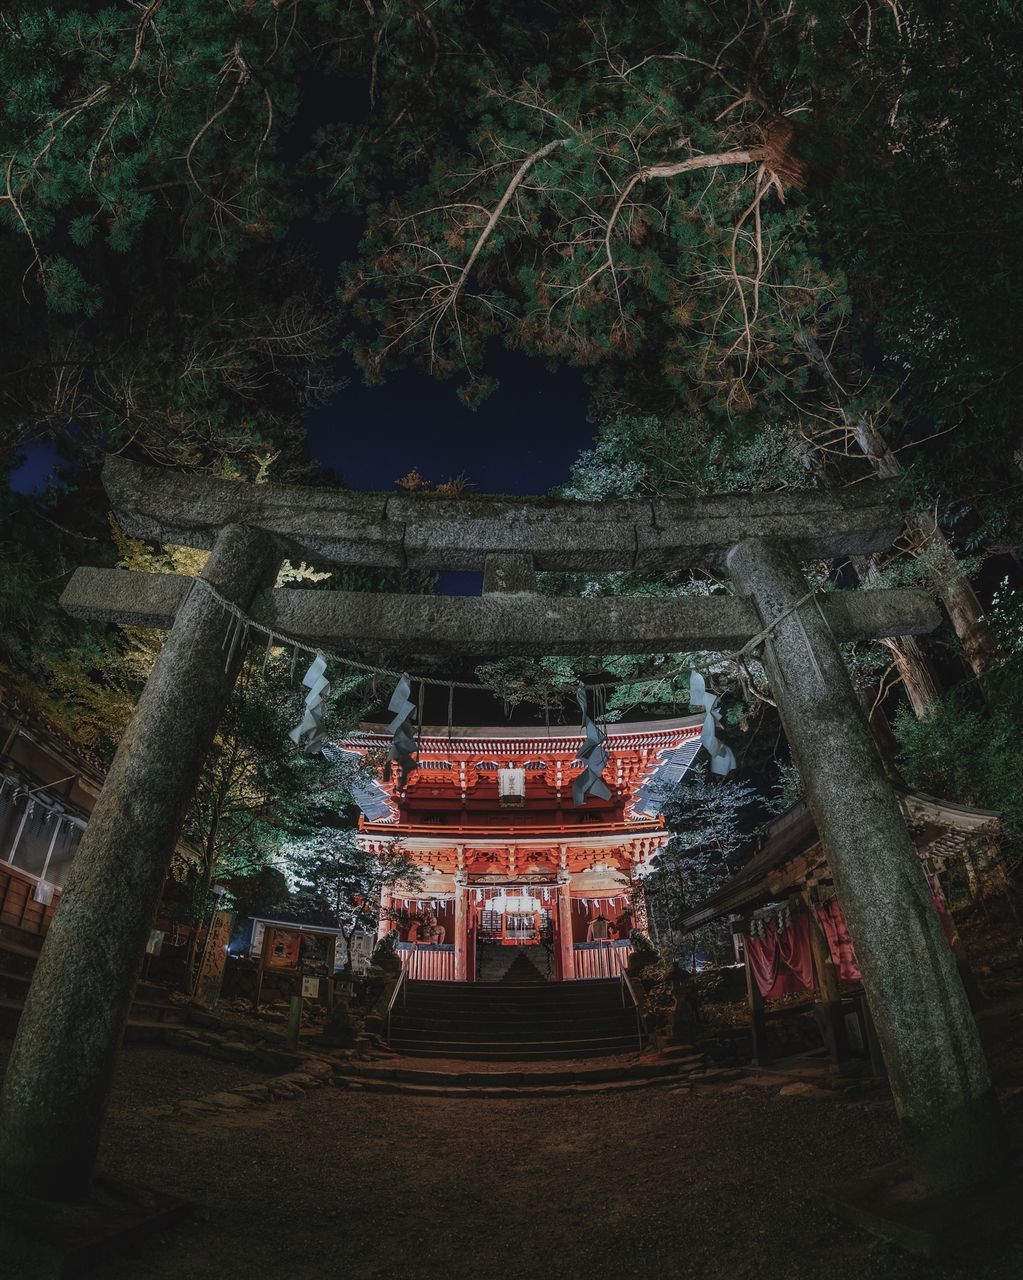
[{"left": 340, "top": 716, "right": 702, "bottom": 983}]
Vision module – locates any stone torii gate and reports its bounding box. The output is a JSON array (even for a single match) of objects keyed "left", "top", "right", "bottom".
[{"left": 0, "top": 457, "right": 1006, "bottom": 1201}]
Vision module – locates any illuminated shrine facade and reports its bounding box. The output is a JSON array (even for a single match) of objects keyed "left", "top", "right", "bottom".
[{"left": 340, "top": 716, "right": 701, "bottom": 982}]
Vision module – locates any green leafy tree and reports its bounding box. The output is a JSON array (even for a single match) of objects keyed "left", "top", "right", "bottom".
[
  {"left": 644, "top": 768, "right": 760, "bottom": 966},
  {"left": 283, "top": 830, "right": 422, "bottom": 970}
]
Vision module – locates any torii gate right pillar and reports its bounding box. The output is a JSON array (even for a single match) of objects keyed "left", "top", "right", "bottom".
[{"left": 728, "top": 538, "right": 1007, "bottom": 1192}]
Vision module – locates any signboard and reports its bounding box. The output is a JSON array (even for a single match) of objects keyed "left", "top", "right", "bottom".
[
  {"left": 145, "top": 929, "right": 165, "bottom": 956},
  {"left": 191, "top": 909, "right": 235, "bottom": 1009},
  {"left": 301, "top": 975, "right": 321, "bottom": 1000},
  {"left": 266, "top": 927, "right": 302, "bottom": 971},
  {"left": 249, "top": 919, "right": 266, "bottom": 959},
  {"left": 348, "top": 932, "right": 373, "bottom": 974}
]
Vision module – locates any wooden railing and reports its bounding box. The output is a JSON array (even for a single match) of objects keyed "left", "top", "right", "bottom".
[
  {"left": 573, "top": 940, "right": 632, "bottom": 980},
  {"left": 361, "top": 817, "right": 661, "bottom": 837},
  {"left": 0, "top": 864, "right": 58, "bottom": 937},
  {"left": 395, "top": 942, "right": 456, "bottom": 981}
]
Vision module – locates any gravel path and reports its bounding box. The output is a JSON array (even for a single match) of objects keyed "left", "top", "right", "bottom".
[{"left": 69, "top": 1048, "right": 1020, "bottom": 1280}]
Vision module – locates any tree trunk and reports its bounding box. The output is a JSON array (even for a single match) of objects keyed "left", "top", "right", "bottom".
[
  {"left": 183, "top": 838, "right": 219, "bottom": 994},
  {"left": 797, "top": 333, "right": 999, "bottom": 689},
  {"left": 797, "top": 426, "right": 944, "bottom": 717},
  {"left": 854, "top": 419, "right": 1002, "bottom": 679}
]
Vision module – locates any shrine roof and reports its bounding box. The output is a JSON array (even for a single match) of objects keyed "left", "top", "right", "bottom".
[
  {"left": 338, "top": 715, "right": 702, "bottom": 828},
  {"left": 343, "top": 714, "right": 701, "bottom": 752},
  {"left": 675, "top": 789, "right": 1001, "bottom": 931}
]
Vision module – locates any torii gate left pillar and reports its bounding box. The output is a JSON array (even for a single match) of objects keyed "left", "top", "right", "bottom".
[{"left": 0, "top": 524, "right": 279, "bottom": 1200}]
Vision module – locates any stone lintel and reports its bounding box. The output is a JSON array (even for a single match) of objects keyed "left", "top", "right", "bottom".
[
  {"left": 102, "top": 456, "right": 904, "bottom": 572},
  {"left": 483, "top": 553, "right": 537, "bottom": 595},
  {"left": 60, "top": 567, "right": 941, "bottom": 657}
]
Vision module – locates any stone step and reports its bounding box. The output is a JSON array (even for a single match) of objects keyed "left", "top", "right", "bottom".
[
  {"left": 336, "top": 1060, "right": 677, "bottom": 1087},
  {"left": 404, "top": 984, "right": 623, "bottom": 993},
  {"left": 389, "top": 1011, "right": 636, "bottom": 1030},
  {"left": 389, "top": 1018, "right": 635, "bottom": 1039},
  {"left": 405, "top": 982, "right": 620, "bottom": 995},
  {"left": 333, "top": 1072, "right": 683, "bottom": 1098},
  {"left": 386, "top": 1037, "right": 642, "bottom": 1060},
  {"left": 389, "top": 977, "right": 641, "bottom": 1059},
  {"left": 401, "top": 997, "right": 629, "bottom": 1014}
]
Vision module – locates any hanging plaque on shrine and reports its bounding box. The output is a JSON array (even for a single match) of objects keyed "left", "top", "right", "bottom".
[{"left": 498, "top": 767, "right": 526, "bottom": 808}]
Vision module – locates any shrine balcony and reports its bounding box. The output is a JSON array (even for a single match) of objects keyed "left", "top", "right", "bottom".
[
  {"left": 396, "top": 942, "right": 456, "bottom": 981},
  {"left": 395, "top": 940, "right": 633, "bottom": 982}
]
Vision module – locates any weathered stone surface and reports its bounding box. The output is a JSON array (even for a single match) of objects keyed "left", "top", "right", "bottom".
[
  {"left": 728, "top": 536, "right": 1007, "bottom": 1193},
  {"left": 177, "top": 1100, "right": 219, "bottom": 1117},
  {"left": 230, "top": 1084, "right": 272, "bottom": 1103},
  {"left": 482, "top": 553, "right": 536, "bottom": 595},
  {"left": 254, "top": 1047, "right": 303, "bottom": 1074},
  {"left": 391, "top": 493, "right": 643, "bottom": 571},
  {"left": 279, "top": 1073, "right": 319, "bottom": 1089},
  {"left": 103, "top": 455, "right": 400, "bottom": 568},
  {"left": 268, "top": 1081, "right": 303, "bottom": 1099},
  {"left": 101, "top": 456, "right": 905, "bottom": 572},
  {"left": 204, "top": 1091, "right": 252, "bottom": 1109},
  {"left": 0, "top": 524, "right": 281, "bottom": 1201},
  {"left": 778, "top": 1081, "right": 826, "bottom": 1097},
  {"left": 640, "top": 490, "right": 903, "bottom": 568},
  {"left": 62, "top": 567, "right": 941, "bottom": 656}
]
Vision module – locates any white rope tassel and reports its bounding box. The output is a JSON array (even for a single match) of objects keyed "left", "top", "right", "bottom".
[
  {"left": 289, "top": 653, "right": 330, "bottom": 755},
  {"left": 690, "top": 670, "right": 737, "bottom": 777}
]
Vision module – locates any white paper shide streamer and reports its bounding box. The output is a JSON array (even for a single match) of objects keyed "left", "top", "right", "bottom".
[
  {"left": 690, "top": 670, "right": 736, "bottom": 777},
  {"left": 289, "top": 653, "right": 330, "bottom": 755}
]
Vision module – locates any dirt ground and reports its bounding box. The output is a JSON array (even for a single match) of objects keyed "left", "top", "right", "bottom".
[{"left": 0, "top": 1037, "right": 1012, "bottom": 1280}]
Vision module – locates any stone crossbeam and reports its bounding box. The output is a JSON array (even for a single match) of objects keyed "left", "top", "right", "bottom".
[
  {"left": 61, "top": 567, "right": 941, "bottom": 657},
  {"left": 102, "top": 456, "right": 904, "bottom": 573}
]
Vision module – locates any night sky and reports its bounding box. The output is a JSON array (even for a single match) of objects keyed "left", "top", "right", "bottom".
[{"left": 305, "top": 350, "right": 592, "bottom": 496}]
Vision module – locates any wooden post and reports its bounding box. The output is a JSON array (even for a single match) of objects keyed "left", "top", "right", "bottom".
[
  {"left": 454, "top": 878, "right": 467, "bottom": 982},
  {"left": 557, "top": 877, "right": 575, "bottom": 981},
  {"left": 736, "top": 922, "right": 768, "bottom": 1067},
  {"left": 728, "top": 537, "right": 1007, "bottom": 1191},
  {"left": 0, "top": 525, "right": 279, "bottom": 1201},
  {"left": 325, "top": 935, "right": 337, "bottom": 1010},
  {"left": 286, "top": 994, "right": 302, "bottom": 1051},
  {"left": 802, "top": 894, "right": 848, "bottom": 1071},
  {"left": 254, "top": 924, "right": 273, "bottom": 1012}
]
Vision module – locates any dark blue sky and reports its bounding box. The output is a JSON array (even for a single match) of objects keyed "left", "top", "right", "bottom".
[
  {"left": 305, "top": 349, "right": 592, "bottom": 495},
  {"left": 8, "top": 442, "right": 64, "bottom": 495}
]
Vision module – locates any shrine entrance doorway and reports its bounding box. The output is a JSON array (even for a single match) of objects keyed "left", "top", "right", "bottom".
[{"left": 473, "top": 884, "right": 550, "bottom": 983}]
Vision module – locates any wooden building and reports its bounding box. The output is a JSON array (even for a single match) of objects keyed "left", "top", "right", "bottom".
[
  {"left": 0, "top": 687, "right": 197, "bottom": 955},
  {"left": 678, "top": 788, "right": 1005, "bottom": 1069},
  {"left": 341, "top": 716, "right": 702, "bottom": 983}
]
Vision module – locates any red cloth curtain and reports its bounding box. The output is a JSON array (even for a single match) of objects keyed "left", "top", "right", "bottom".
[
  {"left": 816, "top": 900, "right": 860, "bottom": 982},
  {"left": 744, "top": 911, "right": 814, "bottom": 999},
  {"left": 817, "top": 879, "right": 955, "bottom": 986}
]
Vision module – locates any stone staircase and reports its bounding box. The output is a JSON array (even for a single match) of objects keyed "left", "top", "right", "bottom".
[
  {"left": 331, "top": 1038, "right": 742, "bottom": 1096},
  {"left": 386, "top": 978, "right": 644, "bottom": 1060},
  {"left": 0, "top": 922, "right": 189, "bottom": 1040}
]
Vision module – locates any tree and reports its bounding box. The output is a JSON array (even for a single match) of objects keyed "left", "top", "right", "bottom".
[
  {"left": 335, "top": 1, "right": 839, "bottom": 415},
  {"left": 644, "top": 768, "right": 760, "bottom": 966},
  {"left": 283, "top": 830, "right": 422, "bottom": 970},
  {"left": 0, "top": 2, "right": 352, "bottom": 474}
]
